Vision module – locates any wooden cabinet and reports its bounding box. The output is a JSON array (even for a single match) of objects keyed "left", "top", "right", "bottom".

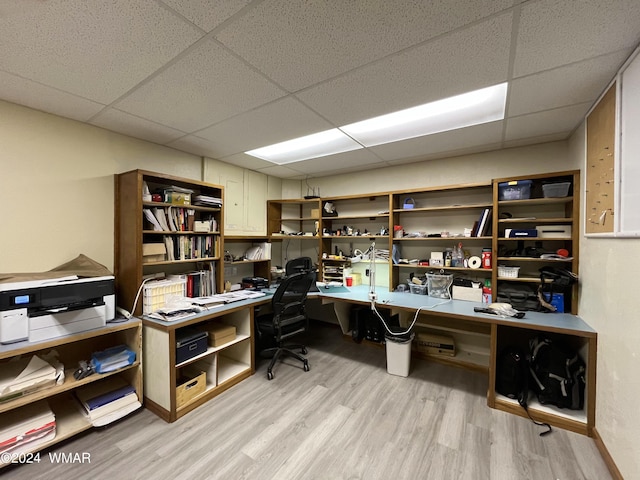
[
  {"left": 491, "top": 170, "right": 580, "bottom": 313},
  {"left": 319, "top": 193, "right": 391, "bottom": 286},
  {"left": 488, "top": 315, "right": 596, "bottom": 436},
  {"left": 391, "top": 182, "right": 494, "bottom": 290},
  {"left": 0, "top": 319, "right": 142, "bottom": 466},
  {"left": 223, "top": 236, "right": 271, "bottom": 285},
  {"left": 142, "top": 303, "right": 258, "bottom": 422},
  {"left": 115, "top": 169, "right": 224, "bottom": 316},
  {"left": 267, "top": 199, "right": 322, "bottom": 275}
]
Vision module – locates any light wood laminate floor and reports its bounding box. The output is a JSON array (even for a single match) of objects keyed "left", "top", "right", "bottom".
[{"left": 4, "top": 321, "right": 611, "bottom": 480}]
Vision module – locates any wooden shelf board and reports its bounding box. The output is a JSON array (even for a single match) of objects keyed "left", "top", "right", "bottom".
[
  {"left": 394, "top": 236, "right": 492, "bottom": 241},
  {"left": 494, "top": 394, "right": 587, "bottom": 424},
  {"left": 499, "top": 217, "right": 572, "bottom": 224},
  {"left": 497, "top": 257, "right": 574, "bottom": 263},
  {"left": 143, "top": 230, "right": 221, "bottom": 235},
  {"left": 175, "top": 335, "right": 250, "bottom": 368},
  {"left": 497, "top": 237, "right": 571, "bottom": 241},
  {"left": 393, "top": 202, "right": 492, "bottom": 213},
  {"left": 142, "top": 201, "right": 220, "bottom": 213},
  {"left": 322, "top": 214, "right": 389, "bottom": 220},
  {"left": 395, "top": 264, "right": 491, "bottom": 273},
  {"left": 0, "top": 362, "right": 140, "bottom": 415},
  {"left": 229, "top": 259, "right": 270, "bottom": 265},
  {"left": 143, "top": 257, "right": 219, "bottom": 266},
  {"left": 498, "top": 196, "right": 574, "bottom": 207}
]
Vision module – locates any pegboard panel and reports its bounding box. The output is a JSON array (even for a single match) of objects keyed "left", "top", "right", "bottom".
[{"left": 585, "top": 83, "right": 616, "bottom": 234}]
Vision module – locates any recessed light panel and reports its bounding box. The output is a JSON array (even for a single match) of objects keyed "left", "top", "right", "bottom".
[
  {"left": 340, "top": 83, "right": 508, "bottom": 147},
  {"left": 245, "top": 128, "right": 362, "bottom": 164}
]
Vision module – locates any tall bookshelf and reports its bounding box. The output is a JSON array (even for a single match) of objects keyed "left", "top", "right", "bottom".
[{"left": 115, "top": 170, "right": 224, "bottom": 316}]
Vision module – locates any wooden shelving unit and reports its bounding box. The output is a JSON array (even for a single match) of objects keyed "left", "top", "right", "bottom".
[
  {"left": 115, "top": 169, "right": 224, "bottom": 316},
  {"left": 0, "top": 319, "right": 142, "bottom": 467},
  {"left": 142, "top": 304, "right": 259, "bottom": 422}
]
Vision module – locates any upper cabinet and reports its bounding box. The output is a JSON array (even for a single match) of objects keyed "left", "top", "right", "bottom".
[
  {"left": 492, "top": 170, "right": 580, "bottom": 314},
  {"left": 115, "top": 169, "right": 224, "bottom": 316},
  {"left": 204, "top": 160, "right": 267, "bottom": 236}
]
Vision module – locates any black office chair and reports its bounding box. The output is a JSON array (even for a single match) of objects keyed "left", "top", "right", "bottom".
[
  {"left": 256, "top": 271, "right": 315, "bottom": 380},
  {"left": 285, "top": 256, "right": 313, "bottom": 275}
]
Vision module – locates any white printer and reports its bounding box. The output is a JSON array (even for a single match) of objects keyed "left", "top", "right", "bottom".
[{"left": 0, "top": 276, "right": 115, "bottom": 344}]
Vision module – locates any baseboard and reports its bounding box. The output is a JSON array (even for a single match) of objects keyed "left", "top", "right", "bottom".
[{"left": 592, "top": 427, "right": 624, "bottom": 480}]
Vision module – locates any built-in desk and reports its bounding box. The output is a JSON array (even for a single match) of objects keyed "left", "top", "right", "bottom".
[
  {"left": 142, "top": 295, "right": 271, "bottom": 422},
  {"left": 318, "top": 285, "right": 597, "bottom": 436}
]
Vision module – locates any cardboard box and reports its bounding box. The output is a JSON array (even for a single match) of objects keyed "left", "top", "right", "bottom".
[
  {"left": 176, "top": 369, "right": 206, "bottom": 407},
  {"left": 536, "top": 225, "right": 572, "bottom": 238},
  {"left": 310, "top": 208, "right": 320, "bottom": 217},
  {"left": 414, "top": 332, "right": 456, "bottom": 357},
  {"left": 203, "top": 323, "right": 236, "bottom": 347},
  {"left": 452, "top": 285, "right": 482, "bottom": 302},
  {"left": 142, "top": 243, "right": 166, "bottom": 263}
]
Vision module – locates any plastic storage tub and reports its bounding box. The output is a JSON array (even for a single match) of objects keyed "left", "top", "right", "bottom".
[
  {"left": 498, "top": 180, "right": 532, "bottom": 200},
  {"left": 409, "top": 283, "right": 427, "bottom": 295},
  {"left": 498, "top": 266, "right": 520, "bottom": 278},
  {"left": 542, "top": 182, "right": 570, "bottom": 198}
]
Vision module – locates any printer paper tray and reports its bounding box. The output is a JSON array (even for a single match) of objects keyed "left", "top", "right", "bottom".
[{"left": 29, "top": 305, "right": 106, "bottom": 343}]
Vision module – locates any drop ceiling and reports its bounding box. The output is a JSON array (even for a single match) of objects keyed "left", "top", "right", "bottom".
[{"left": 1, "top": 0, "right": 639, "bottom": 179}]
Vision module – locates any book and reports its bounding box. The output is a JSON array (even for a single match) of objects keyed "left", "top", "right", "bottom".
[{"left": 75, "top": 377, "right": 134, "bottom": 412}]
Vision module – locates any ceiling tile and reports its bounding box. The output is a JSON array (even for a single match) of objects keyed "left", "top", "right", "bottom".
[
  {"left": 89, "top": 108, "right": 186, "bottom": 145},
  {"left": 160, "top": 0, "right": 253, "bottom": 32},
  {"left": 216, "top": 152, "right": 278, "bottom": 170},
  {"left": 0, "top": 70, "right": 105, "bottom": 121},
  {"left": 167, "top": 135, "right": 223, "bottom": 159},
  {"left": 514, "top": 0, "right": 640, "bottom": 77},
  {"left": 253, "top": 164, "right": 309, "bottom": 179},
  {"left": 297, "top": 13, "right": 513, "bottom": 126},
  {"left": 503, "top": 132, "right": 569, "bottom": 149},
  {"left": 0, "top": 0, "right": 203, "bottom": 104},
  {"left": 195, "top": 97, "right": 334, "bottom": 157},
  {"left": 505, "top": 103, "right": 592, "bottom": 141},
  {"left": 508, "top": 50, "right": 629, "bottom": 116},
  {"left": 371, "top": 121, "right": 504, "bottom": 162},
  {"left": 215, "top": 0, "right": 513, "bottom": 91},
  {"left": 115, "top": 39, "right": 286, "bottom": 132}
]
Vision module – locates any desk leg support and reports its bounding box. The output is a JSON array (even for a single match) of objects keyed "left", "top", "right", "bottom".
[
  {"left": 328, "top": 300, "right": 352, "bottom": 335},
  {"left": 487, "top": 323, "right": 498, "bottom": 408}
]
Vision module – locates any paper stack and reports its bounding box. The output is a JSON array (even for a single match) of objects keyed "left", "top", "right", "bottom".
[
  {"left": 0, "top": 355, "right": 57, "bottom": 403},
  {"left": 0, "top": 400, "right": 56, "bottom": 458},
  {"left": 75, "top": 377, "right": 141, "bottom": 427}
]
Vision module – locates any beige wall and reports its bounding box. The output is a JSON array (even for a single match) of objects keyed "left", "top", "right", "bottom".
[
  {"left": 569, "top": 124, "right": 640, "bottom": 478},
  {"left": 306, "top": 141, "right": 573, "bottom": 196},
  {"left": 0, "top": 100, "right": 202, "bottom": 273}
]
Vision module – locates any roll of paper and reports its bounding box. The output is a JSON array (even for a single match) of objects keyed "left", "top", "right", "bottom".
[{"left": 468, "top": 255, "right": 482, "bottom": 269}]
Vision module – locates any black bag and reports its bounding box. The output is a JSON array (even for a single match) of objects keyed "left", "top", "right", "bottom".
[
  {"left": 529, "top": 336, "right": 586, "bottom": 410},
  {"left": 496, "top": 284, "right": 541, "bottom": 311},
  {"left": 496, "top": 346, "right": 528, "bottom": 406},
  {"left": 538, "top": 267, "right": 578, "bottom": 312}
]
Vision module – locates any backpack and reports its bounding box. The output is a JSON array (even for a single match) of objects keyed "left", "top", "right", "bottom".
[
  {"left": 538, "top": 267, "right": 578, "bottom": 312},
  {"left": 496, "top": 283, "right": 541, "bottom": 311},
  {"left": 496, "top": 346, "right": 528, "bottom": 406},
  {"left": 529, "top": 336, "right": 586, "bottom": 410}
]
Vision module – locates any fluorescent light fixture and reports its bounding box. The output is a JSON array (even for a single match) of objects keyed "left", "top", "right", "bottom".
[
  {"left": 340, "top": 83, "right": 508, "bottom": 147},
  {"left": 245, "top": 128, "right": 362, "bottom": 164},
  {"left": 245, "top": 83, "right": 507, "bottom": 164}
]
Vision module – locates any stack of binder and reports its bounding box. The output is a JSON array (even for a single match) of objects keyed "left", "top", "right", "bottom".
[
  {"left": 0, "top": 400, "right": 56, "bottom": 457},
  {"left": 75, "top": 377, "right": 141, "bottom": 427}
]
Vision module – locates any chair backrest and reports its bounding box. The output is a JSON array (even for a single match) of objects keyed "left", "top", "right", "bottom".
[
  {"left": 272, "top": 271, "right": 315, "bottom": 319},
  {"left": 285, "top": 256, "right": 313, "bottom": 276}
]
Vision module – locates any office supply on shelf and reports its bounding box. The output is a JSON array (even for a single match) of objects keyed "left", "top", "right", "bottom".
[
  {"left": 91, "top": 344, "right": 136, "bottom": 373},
  {"left": 143, "top": 208, "right": 162, "bottom": 231},
  {"left": 147, "top": 306, "right": 201, "bottom": 321},
  {"left": 0, "top": 400, "right": 56, "bottom": 455},
  {"left": 75, "top": 377, "right": 141, "bottom": 427},
  {"left": 0, "top": 355, "right": 57, "bottom": 403},
  {"left": 191, "top": 290, "right": 266, "bottom": 307}
]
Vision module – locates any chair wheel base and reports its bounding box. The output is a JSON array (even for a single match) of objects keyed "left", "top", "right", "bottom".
[
  {"left": 303, "top": 361, "right": 310, "bottom": 372},
  {"left": 267, "top": 371, "right": 274, "bottom": 380}
]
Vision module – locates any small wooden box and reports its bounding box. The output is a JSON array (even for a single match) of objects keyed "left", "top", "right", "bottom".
[
  {"left": 176, "top": 370, "right": 206, "bottom": 407},
  {"left": 414, "top": 332, "right": 456, "bottom": 357},
  {"left": 203, "top": 324, "right": 236, "bottom": 347},
  {"left": 142, "top": 243, "right": 166, "bottom": 263},
  {"left": 310, "top": 208, "right": 320, "bottom": 217}
]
